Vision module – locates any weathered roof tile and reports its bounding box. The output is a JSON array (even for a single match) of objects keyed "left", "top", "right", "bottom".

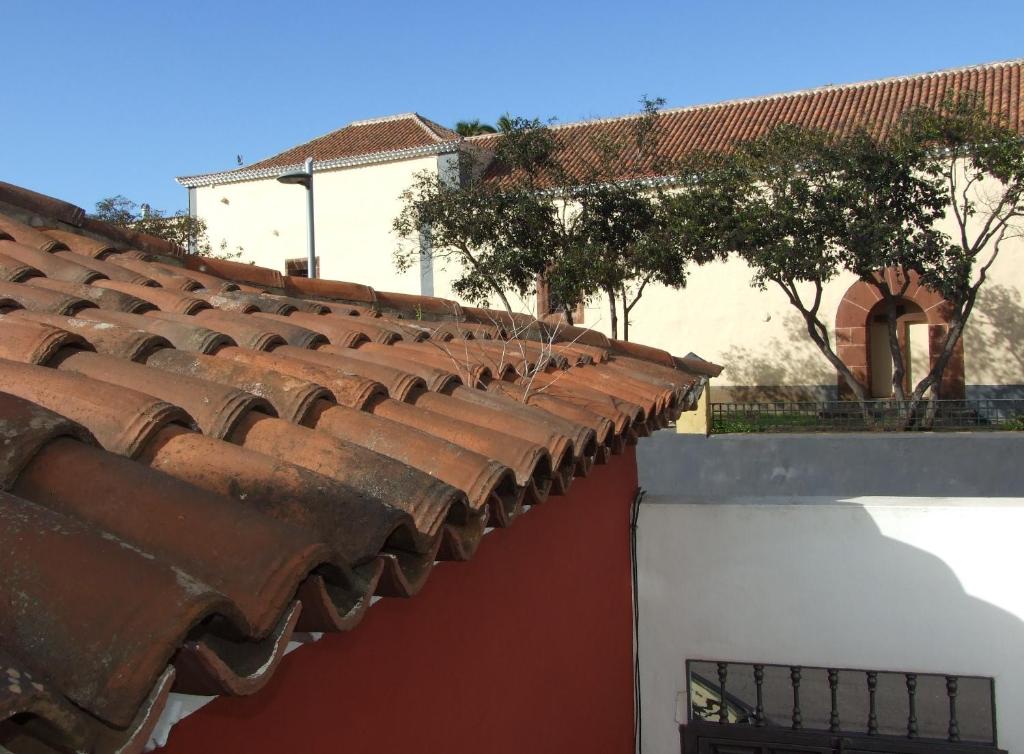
[{"left": 0, "top": 182, "right": 715, "bottom": 753}]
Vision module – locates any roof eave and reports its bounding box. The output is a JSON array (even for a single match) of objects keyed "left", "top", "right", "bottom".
[{"left": 176, "top": 140, "right": 462, "bottom": 188}]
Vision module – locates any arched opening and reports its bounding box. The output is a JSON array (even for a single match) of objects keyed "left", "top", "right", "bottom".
[
  {"left": 867, "top": 298, "right": 926, "bottom": 398},
  {"left": 834, "top": 272, "right": 966, "bottom": 400}
]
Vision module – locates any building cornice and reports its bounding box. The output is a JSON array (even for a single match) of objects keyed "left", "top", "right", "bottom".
[{"left": 176, "top": 140, "right": 461, "bottom": 188}]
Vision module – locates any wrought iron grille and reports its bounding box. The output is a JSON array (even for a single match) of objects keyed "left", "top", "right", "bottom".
[
  {"left": 682, "top": 660, "right": 1004, "bottom": 753},
  {"left": 711, "top": 399, "right": 1024, "bottom": 433}
]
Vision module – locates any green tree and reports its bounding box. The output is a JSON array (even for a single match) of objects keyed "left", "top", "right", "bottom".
[
  {"left": 708, "top": 93, "right": 1024, "bottom": 423},
  {"left": 889, "top": 93, "right": 1024, "bottom": 411},
  {"left": 454, "top": 119, "right": 497, "bottom": 137},
  {"left": 704, "top": 125, "right": 866, "bottom": 399},
  {"left": 91, "top": 195, "right": 241, "bottom": 260},
  {"left": 566, "top": 97, "right": 720, "bottom": 339},
  {"left": 393, "top": 151, "right": 554, "bottom": 313},
  {"left": 398, "top": 99, "right": 718, "bottom": 338}
]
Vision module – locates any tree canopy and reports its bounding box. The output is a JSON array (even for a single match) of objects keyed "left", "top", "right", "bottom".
[
  {"left": 92, "top": 195, "right": 241, "bottom": 260},
  {"left": 397, "top": 98, "right": 714, "bottom": 338},
  {"left": 453, "top": 119, "right": 497, "bottom": 136},
  {"left": 703, "top": 92, "right": 1023, "bottom": 420}
]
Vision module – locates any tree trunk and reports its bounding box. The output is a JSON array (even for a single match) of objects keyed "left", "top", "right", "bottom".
[
  {"left": 884, "top": 294, "right": 908, "bottom": 403},
  {"left": 622, "top": 276, "right": 652, "bottom": 343},
  {"left": 562, "top": 303, "right": 575, "bottom": 326},
  {"left": 798, "top": 308, "right": 872, "bottom": 417},
  {"left": 461, "top": 248, "right": 514, "bottom": 314},
  {"left": 621, "top": 285, "right": 629, "bottom": 341},
  {"left": 605, "top": 286, "right": 618, "bottom": 340},
  {"left": 773, "top": 278, "right": 873, "bottom": 422}
]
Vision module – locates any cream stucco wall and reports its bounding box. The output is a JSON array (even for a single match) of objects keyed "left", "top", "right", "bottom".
[
  {"left": 581, "top": 259, "right": 855, "bottom": 394},
  {"left": 578, "top": 239, "right": 1023, "bottom": 398},
  {"left": 192, "top": 154, "right": 1024, "bottom": 398},
  {"left": 194, "top": 154, "right": 444, "bottom": 291}
]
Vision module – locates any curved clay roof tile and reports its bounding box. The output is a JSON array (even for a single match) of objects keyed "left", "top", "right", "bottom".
[
  {"left": 525, "top": 371, "right": 644, "bottom": 439},
  {"left": 189, "top": 289, "right": 260, "bottom": 313},
  {"left": 41, "top": 228, "right": 117, "bottom": 258},
  {"left": 0, "top": 490, "right": 231, "bottom": 728},
  {"left": 225, "top": 412, "right": 472, "bottom": 571},
  {"left": 0, "top": 314, "right": 88, "bottom": 365},
  {"left": 281, "top": 276, "right": 376, "bottom": 305},
  {"left": 215, "top": 346, "right": 384, "bottom": 410},
  {"left": 142, "top": 348, "right": 329, "bottom": 424},
  {"left": 172, "top": 309, "right": 287, "bottom": 351},
  {"left": 25, "top": 277, "right": 156, "bottom": 313},
  {"left": 489, "top": 381, "right": 615, "bottom": 451},
  {"left": 0, "top": 240, "right": 105, "bottom": 284},
  {"left": 0, "top": 252, "right": 41, "bottom": 282},
  {"left": 107, "top": 257, "right": 203, "bottom": 291},
  {"left": 270, "top": 311, "right": 370, "bottom": 348},
  {"left": 0, "top": 279, "right": 95, "bottom": 314},
  {"left": 138, "top": 423, "right": 428, "bottom": 571},
  {"left": 278, "top": 345, "right": 427, "bottom": 402},
  {"left": 311, "top": 400, "right": 520, "bottom": 523},
  {"left": 0, "top": 358, "right": 194, "bottom": 457},
  {"left": 368, "top": 396, "right": 554, "bottom": 505},
  {"left": 0, "top": 391, "right": 94, "bottom": 489},
  {"left": 385, "top": 341, "right": 494, "bottom": 389},
  {"left": 14, "top": 437, "right": 341, "bottom": 642},
  {"left": 0, "top": 215, "right": 67, "bottom": 252},
  {"left": 182, "top": 256, "right": 284, "bottom": 289},
  {"left": 77, "top": 309, "right": 234, "bottom": 353},
  {"left": 52, "top": 250, "right": 158, "bottom": 285},
  {"left": 450, "top": 384, "right": 597, "bottom": 473},
  {"left": 92, "top": 280, "right": 210, "bottom": 314},
  {"left": 0, "top": 651, "right": 91, "bottom": 752},
  {"left": 259, "top": 292, "right": 330, "bottom": 314},
  {"left": 149, "top": 261, "right": 240, "bottom": 292},
  {"left": 341, "top": 344, "right": 463, "bottom": 393},
  {"left": 54, "top": 350, "right": 271, "bottom": 440},
  {"left": 6, "top": 310, "right": 170, "bottom": 362}
]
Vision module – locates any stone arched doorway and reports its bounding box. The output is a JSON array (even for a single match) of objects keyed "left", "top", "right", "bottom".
[{"left": 834, "top": 271, "right": 965, "bottom": 399}]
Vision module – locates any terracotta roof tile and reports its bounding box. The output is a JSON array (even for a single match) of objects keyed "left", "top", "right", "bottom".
[
  {"left": 203, "top": 114, "right": 461, "bottom": 177},
  {"left": 477, "top": 58, "right": 1024, "bottom": 187},
  {"left": 0, "top": 184, "right": 715, "bottom": 753},
  {"left": 0, "top": 241, "right": 103, "bottom": 284}
]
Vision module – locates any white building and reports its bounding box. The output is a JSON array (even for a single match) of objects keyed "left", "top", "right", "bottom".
[{"left": 178, "top": 59, "right": 1024, "bottom": 402}]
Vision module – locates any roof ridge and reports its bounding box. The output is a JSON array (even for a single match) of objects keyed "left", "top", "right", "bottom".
[
  {"left": 408, "top": 113, "right": 450, "bottom": 143},
  {"left": 347, "top": 112, "right": 422, "bottom": 127},
  {"left": 413, "top": 114, "right": 460, "bottom": 141},
  {"left": 178, "top": 113, "right": 460, "bottom": 185},
  {"left": 464, "top": 57, "right": 1024, "bottom": 138}
]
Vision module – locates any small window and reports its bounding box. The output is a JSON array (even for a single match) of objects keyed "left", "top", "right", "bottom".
[{"left": 285, "top": 257, "right": 320, "bottom": 278}]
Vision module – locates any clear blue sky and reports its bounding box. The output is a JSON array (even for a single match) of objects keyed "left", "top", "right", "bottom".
[{"left": 4, "top": 0, "right": 1021, "bottom": 214}]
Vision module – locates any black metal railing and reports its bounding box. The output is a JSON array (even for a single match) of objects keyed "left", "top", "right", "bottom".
[
  {"left": 682, "top": 660, "right": 1003, "bottom": 753},
  {"left": 711, "top": 399, "right": 1024, "bottom": 433}
]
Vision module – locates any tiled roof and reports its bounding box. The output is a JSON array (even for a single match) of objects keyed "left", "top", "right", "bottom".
[
  {"left": 177, "top": 114, "right": 461, "bottom": 188},
  {"left": 0, "top": 181, "right": 718, "bottom": 754},
  {"left": 474, "top": 58, "right": 1024, "bottom": 187}
]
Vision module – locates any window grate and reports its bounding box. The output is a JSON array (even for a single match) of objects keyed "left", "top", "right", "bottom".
[{"left": 681, "top": 660, "right": 1004, "bottom": 753}]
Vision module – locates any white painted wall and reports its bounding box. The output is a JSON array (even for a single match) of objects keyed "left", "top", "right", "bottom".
[
  {"left": 194, "top": 154, "right": 442, "bottom": 292},
  {"left": 637, "top": 497, "right": 1024, "bottom": 753}
]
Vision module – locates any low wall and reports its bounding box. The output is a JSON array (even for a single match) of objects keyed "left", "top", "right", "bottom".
[
  {"left": 640, "top": 430, "right": 1024, "bottom": 498},
  {"left": 160, "top": 449, "right": 639, "bottom": 754}
]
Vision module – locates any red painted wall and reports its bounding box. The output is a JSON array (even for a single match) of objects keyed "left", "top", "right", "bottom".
[{"left": 162, "top": 447, "right": 638, "bottom": 754}]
